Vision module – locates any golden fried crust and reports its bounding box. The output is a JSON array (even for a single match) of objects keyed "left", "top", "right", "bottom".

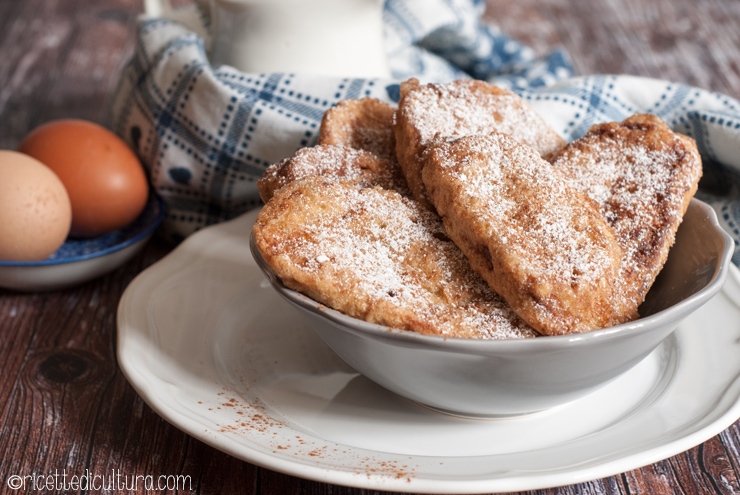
[
  {"left": 318, "top": 98, "right": 397, "bottom": 162},
  {"left": 551, "top": 113, "right": 703, "bottom": 315},
  {"left": 393, "top": 78, "right": 566, "bottom": 209},
  {"left": 253, "top": 177, "right": 537, "bottom": 340},
  {"left": 422, "top": 133, "right": 630, "bottom": 335},
  {"left": 257, "top": 144, "right": 409, "bottom": 202}
]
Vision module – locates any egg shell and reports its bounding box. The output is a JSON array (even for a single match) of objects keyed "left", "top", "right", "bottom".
[
  {"left": 0, "top": 151, "right": 72, "bottom": 261},
  {"left": 18, "top": 119, "right": 149, "bottom": 238}
]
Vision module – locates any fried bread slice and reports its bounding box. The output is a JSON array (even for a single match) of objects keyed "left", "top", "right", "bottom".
[
  {"left": 393, "top": 78, "right": 566, "bottom": 209},
  {"left": 253, "top": 176, "right": 537, "bottom": 339},
  {"left": 422, "top": 132, "right": 629, "bottom": 335},
  {"left": 318, "top": 97, "right": 397, "bottom": 162},
  {"left": 257, "top": 144, "right": 409, "bottom": 202},
  {"left": 551, "top": 113, "right": 703, "bottom": 316}
]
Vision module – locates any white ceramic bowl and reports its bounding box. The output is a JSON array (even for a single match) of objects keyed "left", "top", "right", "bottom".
[{"left": 251, "top": 199, "right": 734, "bottom": 417}]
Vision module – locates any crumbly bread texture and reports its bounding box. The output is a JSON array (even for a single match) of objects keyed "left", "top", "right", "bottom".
[
  {"left": 255, "top": 81, "right": 702, "bottom": 338},
  {"left": 318, "top": 97, "right": 397, "bottom": 162},
  {"left": 421, "top": 132, "right": 632, "bottom": 335},
  {"left": 257, "top": 144, "right": 409, "bottom": 202},
  {"left": 551, "top": 114, "right": 703, "bottom": 317},
  {"left": 393, "top": 78, "right": 566, "bottom": 209},
  {"left": 253, "top": 176, "right": 538, "bottom": 340}
]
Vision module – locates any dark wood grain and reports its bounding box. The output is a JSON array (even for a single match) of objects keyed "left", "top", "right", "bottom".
[
  {"left": 0, "top": 0, "right": 738, "bottom": 494},
  {"left": 483, "top": 0, "right": 740, "bottom": 99}
]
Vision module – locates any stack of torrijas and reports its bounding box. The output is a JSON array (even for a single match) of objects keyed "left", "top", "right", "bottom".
[{"left": 253, "top": 78, "right": 702, "bottom": 338}]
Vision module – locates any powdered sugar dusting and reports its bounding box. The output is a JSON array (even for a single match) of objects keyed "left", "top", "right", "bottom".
[
  {"left": 257, "top": 144, "right": 408, "bottom": 201},
  {"left": 404, "top": 80, "right": 564, "bottom": 158},
  {"left": 432, "top": 134, "right": 619, "bottom": 287},
  {"left": 552, "top": 117, "right": 702, "bottom": 309},
  {"left": 318, "top": 97, "right": 397, "bottom": 162},
  {"left": 255, "top": 178, "right": 536, "bottom": 340},
  {"left": 422, "top": 133, "right": 627, "bottom": 334}
]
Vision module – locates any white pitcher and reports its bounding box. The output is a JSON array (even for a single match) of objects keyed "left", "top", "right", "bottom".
[{"left": 145, "top": 0, "right": 390, "bottom": 79}]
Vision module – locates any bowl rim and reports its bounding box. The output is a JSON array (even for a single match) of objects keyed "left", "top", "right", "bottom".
[
  {"left": 251, "top": 198, "right": 735, "bottom": 351},
  {"left": 0, "top": 192, "right": 166, "bottom": 267}
]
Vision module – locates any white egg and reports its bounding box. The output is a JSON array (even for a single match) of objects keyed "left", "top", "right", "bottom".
[{"left": 0, "top": 150, "right": 72, "bottom": 261}]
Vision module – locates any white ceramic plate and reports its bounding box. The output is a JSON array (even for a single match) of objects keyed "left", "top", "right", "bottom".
[
  {"left": 0, "top": 193, "right": 165, "bottom": 291},
  {"left": 117, "top": 209, "right": 740, "bottom": 494}
]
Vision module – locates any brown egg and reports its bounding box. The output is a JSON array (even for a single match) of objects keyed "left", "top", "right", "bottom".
[
  {"left": 0, "top": 151, "right": 72, "bottom": 261},
  {"left": 19, "top": 119, "right": 149, "bottom": 238}
]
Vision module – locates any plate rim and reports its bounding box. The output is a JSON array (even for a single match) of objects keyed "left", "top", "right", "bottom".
[{"left": 116, "top": 208, "right": 740, "bottom": 494}]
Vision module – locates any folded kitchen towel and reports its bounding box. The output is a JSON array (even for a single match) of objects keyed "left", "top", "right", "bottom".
[
  {"left": 110, "top": 0, "right": 572, "bottom": 241},
  {"left": 110, "top": 0, "right": 740, "bottom": 266}
]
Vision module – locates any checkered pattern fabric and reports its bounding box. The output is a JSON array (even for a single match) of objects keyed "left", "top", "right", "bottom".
[
  {"left": 110, "top": 0, "right": 572, "bottom": 242},
  {"left": 110, "top": 1, "right": 740, "bottom": 266},
  {"left": 519, "top": 76, "right": 740, "bottom": 264}
]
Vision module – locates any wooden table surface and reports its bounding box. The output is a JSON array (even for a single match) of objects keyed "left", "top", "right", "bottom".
[{"left": 0, "top": 0, "right": 738, "bottom": 493}]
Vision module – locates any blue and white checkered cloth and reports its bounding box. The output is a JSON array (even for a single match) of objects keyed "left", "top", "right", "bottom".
[{"left": 110, "top": 0, "right": 740, "bottom": 265}]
